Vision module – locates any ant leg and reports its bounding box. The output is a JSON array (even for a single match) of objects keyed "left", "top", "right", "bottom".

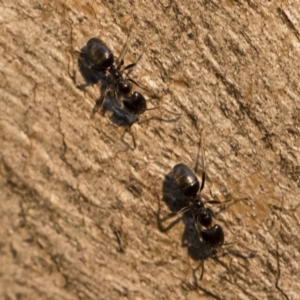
[
  {"left": 202, "top": 194, "right": 223, "bottom": 205},
  {"left": 71, "top": 50, "right": 95, "bottom": 89},
  {"left": 91, "top": 93, "right": 105, "bottom": 115},
  {"left": 192, "top": 260, "right": 204, "bottom": 282},
  {"left": 120, "top": 126, "right": 136, "bottom": 151},
  {"left": 199, "top": 129, "right": 206, "bottom": 192},
  {"left": 137, "top": 107, "right": 181, "bottom": 125},
  {"left": 91, "top": 86, "right": 112, "bottom": 115},
  {"left": 123, "top": 62, "right": 137, "bottom": 72},
  {"left": 123, "top": 47, "right": 145, "bottom": 76},
  {"left": 203, "top": 196, "right": 250, "bottom": 217},
  {"left": 145, "top": 105, "right": 182, "bottom": 116},
  {"left": 160, "top": 205, "right": 190, "bottom": 222},
  {"left": 227, "top": 248, "right": 256, "bottom": 259},
  {"left": 199, "top": 171, "right": 206, "bottom": 193},
  {"left": 116, "top": 32, "right": 131, "bottom": 68},
  {"left": 110, "top": 222, "right": 125, "bottom": 253},
  {"left": 192, "top": 211, "right": 204, "bottom": 238},
  {"left": 67, "top": 47, "right": 78, "bottom": 84},
  {"left": 157, "top": 216, "right": 182, "bottom": 233},
  {"left": 213, "top": 240, "right": 256, "bottom": 259},
  {"left": 155, "top": 197, "right": 189, "bottom": 232},
  {"left": 193, "top": 129, "right": 206, "bottom": 192},
  {"left": 230, "top": 240, "right": 256, "bottom": 257},
  {"left": 127, "top": 77, "right": 155, "bottom": 99}
]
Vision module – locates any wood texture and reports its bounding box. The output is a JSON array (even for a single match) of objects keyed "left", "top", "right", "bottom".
[{"left": 1, "top": 1, "right": 300, "bottom": 299}]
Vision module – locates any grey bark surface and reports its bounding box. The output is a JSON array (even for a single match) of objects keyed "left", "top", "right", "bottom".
[{"left": 1, "top": 1, "right": 300, "bottom": 299}]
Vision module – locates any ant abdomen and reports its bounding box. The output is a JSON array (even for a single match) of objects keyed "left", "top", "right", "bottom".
[
  {"left": 86, "top": 38, "right": 114, "bottom": 70},
  {"left": 172, "top": 163, "right": 200, "bottom": 198}
]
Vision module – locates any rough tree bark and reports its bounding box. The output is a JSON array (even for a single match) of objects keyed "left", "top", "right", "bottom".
[{"left": 1, "top": 1, "right": 299, "bottom": 299}]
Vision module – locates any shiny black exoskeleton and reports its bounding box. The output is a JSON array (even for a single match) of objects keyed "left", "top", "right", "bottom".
[
  {"left": 173, "top": 163, "right": 200, "bottom": 197},
  {"left": 86, "top": 38, "right": 114, "bottom": 70},
  {"left": 159, "top": 150, "right": 254, "bottom": 281},
  {"left": 172, "top": 163, "right": 224, "bottom": 248},
  {"left": 201, "top": 224, "right": 224, "bottom": 248},
  {"left": 79, "top": 37, "right": 181, "bottom": 131},
  {"left": 172, "top": 164, "right": 210, "bottom": 226},
  {"left": 84, "top": 37, "right": 147, "bottom": 118},
  {"left": 123, "top": 91, "right": 147, "bottom": 115}
]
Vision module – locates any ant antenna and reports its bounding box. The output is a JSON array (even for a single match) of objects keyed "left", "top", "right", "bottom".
[
  {"left": 123, "top": 48, "right": 145, "bottom": 76},
  {"left": 137, "top": 104, "right": 181, "bottom": 125},
  {"left": 145, "top": 105, "right": 181, "bottom": 115},
  {"left": 194, "top": 128, "right": 206, "bottom": 192},
  {"left": 116, "top": 32, "right": 131, "bottom": 68}
]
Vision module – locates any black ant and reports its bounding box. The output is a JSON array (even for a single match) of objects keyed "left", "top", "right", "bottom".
[
  {"left": 156, "top": 166, "right": 225, "bottom": 282},
  {"left": 171, "top": 162, "right": 224, "bottom": 248},
  {"left": 156, "top": 132, "right": 255, "bottom": 280},
  {"left": 83, "top": 37, "right": 146, "bottom": 115},
  {"left": 77, "top": 36, "right": 181, "bottom": 130},
  {"left": 157, "top": 132, "right": 225, "bottom": 249}
]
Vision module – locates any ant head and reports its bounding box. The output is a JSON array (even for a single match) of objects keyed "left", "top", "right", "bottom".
[
  {"left": 123, "top": 91, "right": 147, "bottom": 115},
  {"left": 117, "top": 78, "right": 132, "bottom": 96},
  {"left": 201, "top": 224, "right": 224, "bottom": 248}
]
